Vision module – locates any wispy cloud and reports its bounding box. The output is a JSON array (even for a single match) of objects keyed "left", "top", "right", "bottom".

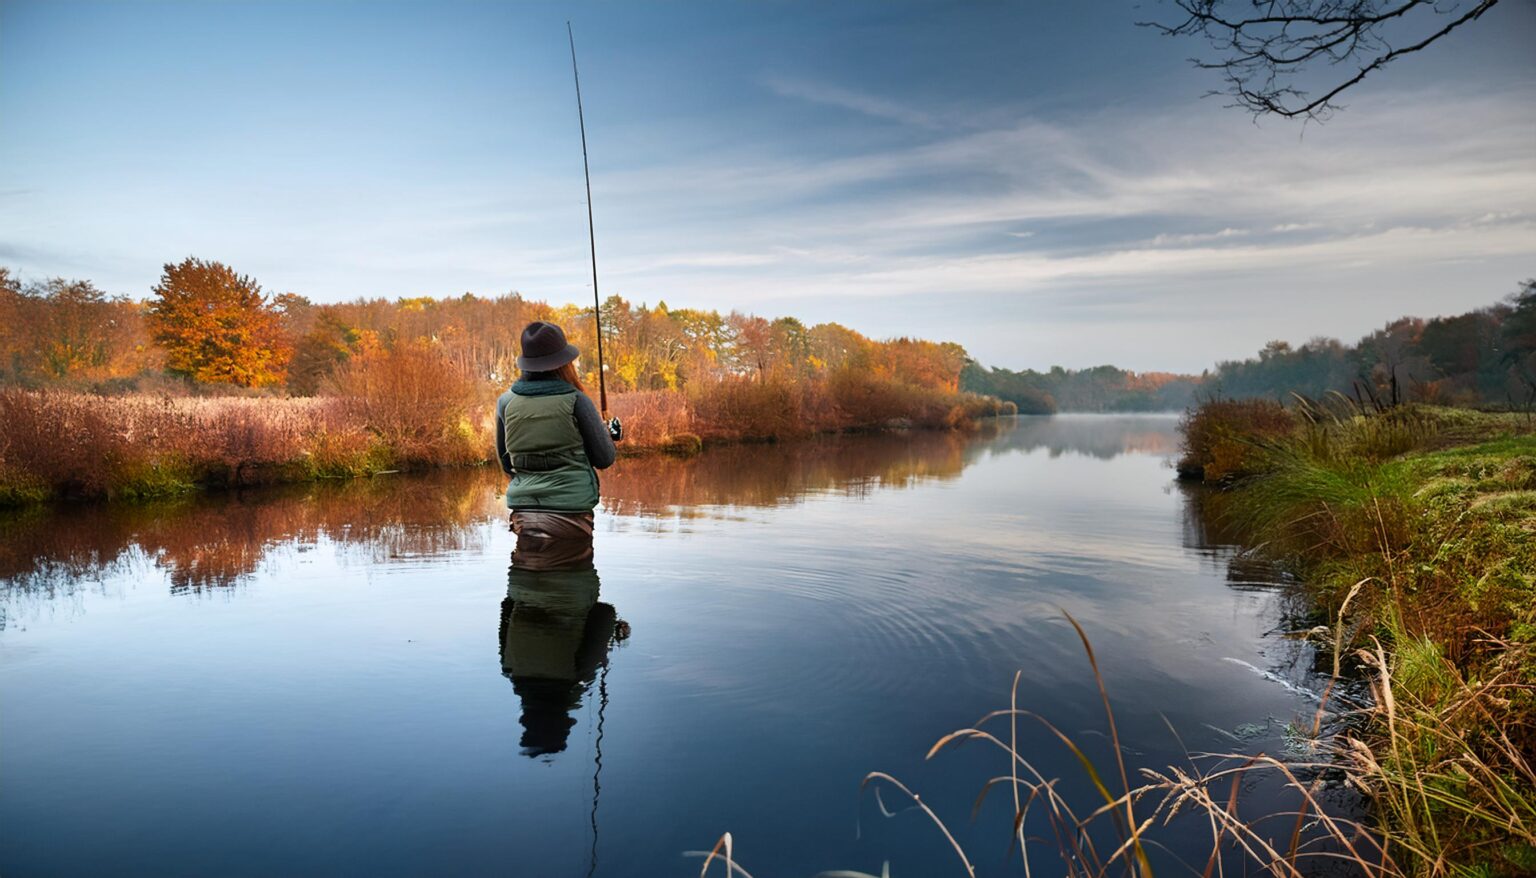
[
  {"left": 612, "top": 222, "right": 1536, "bottom": 303},
  {"left": 550, "top": 84, "right": 1536, "bottom": 368},
  {"left": 762, "top": 75, "right": 942, "bottom": 129},
  {"left": 1147, "top": 228, "right": 1249, "bottom": 247},
  {"left": 5, "top": 37, "right": 1530, "bottom": 372},
  {"left": 596, "top": 87, "right": 1535, "bottom": 289}
]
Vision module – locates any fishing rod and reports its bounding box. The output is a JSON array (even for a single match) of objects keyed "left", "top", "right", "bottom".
[{"left": 567, "top": 22, "right": 618, "bottom": 438}]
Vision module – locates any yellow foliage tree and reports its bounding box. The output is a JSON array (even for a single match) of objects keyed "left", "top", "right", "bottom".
[{"left": 146, "top": 258, "right": 291, "bottom": 387}]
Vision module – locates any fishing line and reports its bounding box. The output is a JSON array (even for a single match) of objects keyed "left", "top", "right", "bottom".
[{"left": 585, "top": 657, "right": 610, "bottom": 878}]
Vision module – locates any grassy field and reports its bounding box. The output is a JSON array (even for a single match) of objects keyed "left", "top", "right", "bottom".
[{"left": 1177, "top": 400, "right": 1536, "bottom": 876}]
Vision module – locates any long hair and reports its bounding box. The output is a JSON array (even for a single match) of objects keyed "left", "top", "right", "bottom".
[{"left": 553, "top": 360, "right": 585, "bottom": 392}]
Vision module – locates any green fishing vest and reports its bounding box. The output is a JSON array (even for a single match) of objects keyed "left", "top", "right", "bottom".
[{"left": 501, "top": 391, "right": 600, "bottom": 511}]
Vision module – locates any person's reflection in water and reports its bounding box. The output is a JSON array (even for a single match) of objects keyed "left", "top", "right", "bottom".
[{"left": 499, "top": 512, "right": 629, "bottom": 759}]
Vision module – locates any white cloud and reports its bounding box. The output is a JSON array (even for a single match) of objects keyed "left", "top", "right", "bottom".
[
  {"left": 609, "top": 222, "right": 1536, "bottom": 305},
  {"left": 1147, "top": 228, "right": 1249, "bottom": 247},
  {"left": 762, "top": 75, "right": 942, "bottom": 129},
  {"left": 9, "top": 66, "right": 1529, "bottom": 371},
  {"left": 590, "top": 86, "right": 1536, "bottom": 308},
  {"left": 531, "top": 84, "right": 1535, "bottom": 370}
]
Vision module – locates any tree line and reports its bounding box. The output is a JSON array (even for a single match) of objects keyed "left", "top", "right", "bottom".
[
  {"left": 0, "top": 258, "right": 971, "bottom": 400},
  {"left": 960, "top": 363, "right": 1200, "bottom": 414},
  {"left": 961, "top": 279, "right": 1536, "bottom": 412},
  {"left": 5, "top": 260, "right": 1531, "bottom": 414},
  {"left": 1208, "top": 280, "right": 1536, "bottom": 409}
]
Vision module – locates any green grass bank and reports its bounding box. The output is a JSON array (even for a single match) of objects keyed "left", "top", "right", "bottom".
[{"left": 1179, "top": 399, "right": 1536, "bottom": 876}]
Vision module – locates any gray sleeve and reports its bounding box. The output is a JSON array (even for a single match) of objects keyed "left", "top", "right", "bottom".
[
  {"left": 494, "top": 390, "right": 514, "bottom": 475},
  {"left": 573, "top": 393, "right": 616, "bottom": 470}
]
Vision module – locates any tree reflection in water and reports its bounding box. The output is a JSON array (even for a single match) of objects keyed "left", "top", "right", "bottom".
[
  {"left": 987, "top": 413, "right": 1179, "bottom": 460},
  {"left": 598, "top": 414, "right": 1177, "bottom": 517},
  {"left": 1, "top": 415, "right": 1189, "bottom": 619},
  {"left": 0, "top": 469, "right": 505, "bottom": 602},
  {"left": 597, "top": 427, "right": 985, "bottom": 517},
  {"left": 0, "top": 426, "right": 1008, "bottom": 601}
]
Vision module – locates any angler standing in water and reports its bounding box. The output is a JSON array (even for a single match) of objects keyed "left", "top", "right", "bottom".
[
  {"left": 494, "top": 25, "right": 623, "bottom": 538},
  {"left": 495, "top": 321, "right": 618, "bottom": 538}
]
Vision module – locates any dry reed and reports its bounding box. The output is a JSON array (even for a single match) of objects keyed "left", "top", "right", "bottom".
[
  {"left": 3, "top": 358, "right": 1007, "bottom": 505},
  {"left": 700, "top": 611, "right": 1519, "bottom": 878}
]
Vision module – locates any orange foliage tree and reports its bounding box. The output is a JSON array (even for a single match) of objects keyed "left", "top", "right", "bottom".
[
  {"left": 31, "top": 278, "right": 117, "bottom": 378},
  {"left": 0, "top": 268, "right": 23, "bottom": 382},
  {"left": 0, "top": 270, "right": 159, "bottom": 385},
  {"left": 146, "top": 258, "right": 291, "bottom": 388}
]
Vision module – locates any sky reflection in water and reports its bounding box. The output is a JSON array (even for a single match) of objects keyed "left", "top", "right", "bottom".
[{"left": 0, "top": 416, "right": 1330, "bottom": 877}]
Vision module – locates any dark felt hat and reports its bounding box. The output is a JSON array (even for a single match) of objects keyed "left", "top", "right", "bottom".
[{"left": 516, "top": 321, "right": 580, "bottom": 371}]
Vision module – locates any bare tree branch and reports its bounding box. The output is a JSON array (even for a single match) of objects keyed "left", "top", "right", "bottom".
[{"left": 1142, "top": 0, "right": 1503, "bottom": 121}]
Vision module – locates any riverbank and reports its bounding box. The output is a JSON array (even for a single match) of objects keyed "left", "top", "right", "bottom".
[
  {"left": 0, "top": 385, "right": 1010, "bottom": 506},
  {"left": 1178, "top": 400, "right": 1536, "bottom": 875}
]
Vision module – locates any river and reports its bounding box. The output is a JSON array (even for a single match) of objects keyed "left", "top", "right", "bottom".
[{"left": 0, "top": 415, "right": 1339, "bottom": 877}]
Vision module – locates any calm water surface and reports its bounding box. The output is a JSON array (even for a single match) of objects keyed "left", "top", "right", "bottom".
[{"left": 1, "top": 416, "right": 1332, "bottom": 877}]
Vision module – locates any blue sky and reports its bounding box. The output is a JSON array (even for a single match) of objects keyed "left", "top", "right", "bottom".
[{"left": 2, "top": 0, "right": 1533, "bottom": 372}]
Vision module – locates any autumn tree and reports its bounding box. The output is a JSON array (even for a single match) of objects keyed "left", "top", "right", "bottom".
[
  {"left": 597, "top": 296, "right": 645, "bottom": 390},
  {"left": 807, "top": 322, "right": 874, "bottom": 373},
  {"left": 1501, "top": 279, "right": 1536, "bottom": 408},
  {"left": 30, "top": 278, "right": 114, "bottom": 378},
  {"left": 668, "top": 307, "right": 732, "bottom": 383},
  {"left": 729, "top": 313, "right": 777, "bottom": 379},
  {"left": 769, "top": 317, "right": 812, "bottom": 377},
  {"left": 1419, "top": 308, "right": 1506, "bottom": 403},
  {"left": 643, "top": 303, "right": 691, "bottom": 389},
  {"left": 289, "top": 311, "right": 367, "bottom": 395},
  {"left": 880, "top": 338, "right": 968, "bottom": 391},
  {"left": 146, "top": 258, "right": 291, "bottom": 387},
  {"left": 0, "top": 268, "right": 24, "bottom": 380},
  {"left": 0, "top": 272, "right": 158, "bottom": 384},
  {"left": 1357, "top": 317, "right": 1426, "bottom": 406}
]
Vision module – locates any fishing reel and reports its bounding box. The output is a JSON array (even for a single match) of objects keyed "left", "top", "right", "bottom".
[{"left": 607, "top": 417, "right": 623, "bottom": 441}]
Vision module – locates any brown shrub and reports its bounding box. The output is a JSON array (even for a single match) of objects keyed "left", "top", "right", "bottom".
[
  {"left": 821, "top": 369, "right": 990, "bottom": 431},
  {"left": 1177, "top": 398, "right": 1297, "bottom": 481},
  {"left": 826, "top": 369, "right": 917, "bottom": 428},
  {"left": 328, "top": 343, "right": 485, "bottom": 467},
  {"left": 688, "top": 376, "right": 806, "bottom": 442},
  {"left": 610, "top": 375, "right": 1002, "bottom": 450},
  {"left": 1, "top": 360, "right": 1005, "bottom": 504},
  {"left": 0, "top": 389, "right": 355, "bottom": 500},
  {"left": 609, "top": 390, "right": 695, "bottom": 450},
  {"left": 298, "top": 404, "right": 381, "bottom": 478}
]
